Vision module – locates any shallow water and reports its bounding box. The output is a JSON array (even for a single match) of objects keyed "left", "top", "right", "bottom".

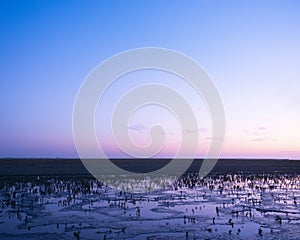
[{"left": 0, "top": 173, "right": 300, "bottom": 239}]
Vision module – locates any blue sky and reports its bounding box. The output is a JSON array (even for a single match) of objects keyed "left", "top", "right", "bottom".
[{"left": 0, "top": 0, "right": 300, "bottom": 158}]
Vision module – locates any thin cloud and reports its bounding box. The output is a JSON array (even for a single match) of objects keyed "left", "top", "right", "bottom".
[
  {"left": 184, "top": 128, "right": 207, "bottom": 134},
  {"left": 128, "top": 124, "right": 174, "bottom": 135},
  {"left": 244, "top": 126, "right": 270, "bottom": 137},
  {"left": 205, "top": 136, "right": 223, "bottom": 141},
  {"left": 257, "top": 126, "right": 267, "bottom": 131},
  {"left": 250, "top": 136, "right": 269, "bottom": 142},
  {"left": 128, "top": 124, "right": 149, "bottom": 132}
]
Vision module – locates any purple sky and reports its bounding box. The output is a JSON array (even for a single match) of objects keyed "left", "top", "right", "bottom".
[{"left": 1, "top": 1, "right": 300, "bottom": 159}]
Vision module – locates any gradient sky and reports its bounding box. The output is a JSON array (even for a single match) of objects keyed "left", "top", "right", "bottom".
[{"left": 0, "top": 0, "right": 300, "bottom": 159}]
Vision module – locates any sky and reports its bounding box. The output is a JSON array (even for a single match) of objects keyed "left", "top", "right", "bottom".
[{"left": 0, "top": 0, "right": 300, "bottom": 159}]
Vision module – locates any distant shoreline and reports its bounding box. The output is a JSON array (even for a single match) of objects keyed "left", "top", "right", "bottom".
[
  {"left": 1, "top": 158, "right": 300, "bottom": 177},
  {"left": 1, "top": 157, "right": 298, "bottom": 160}
]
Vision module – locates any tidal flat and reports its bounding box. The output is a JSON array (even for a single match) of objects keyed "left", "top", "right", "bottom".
[{"left": 0, "top": 159, "right": 300, "bottom": 239}]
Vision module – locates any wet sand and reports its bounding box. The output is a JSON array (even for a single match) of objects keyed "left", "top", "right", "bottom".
[{"left": 1, "top": 158, "right": 300, "bottom": 239}]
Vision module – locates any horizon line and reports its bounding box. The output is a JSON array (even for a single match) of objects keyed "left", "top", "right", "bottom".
[{"left": 0, "top": 157, "right": 299, "bottom": 161}]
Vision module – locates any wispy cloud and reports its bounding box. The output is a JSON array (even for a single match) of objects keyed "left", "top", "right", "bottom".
[
  {"left": 244, "top": 126, "right": 272, "bottom": 142},
  {"left": 244, "top": 126, "right": 270, "bottom": 137},
  {"left": 128, "top": 124, "right": 149, "bottom": 133},
  {"left": 279, "top": 150, "right": 299, "bottom": 154},
  {"left": 250, "top": 136, "right": 269, "bottom": 142},
  {"left": 183, "top": 128, "right": 207, "bottom": 134},
  {"left": 257, "top": 126, "right": 267, "bottom": 131},
  {"left": 127, "top": 124, "right": 174, "bottom": 135},
  {"left": 205, "top": 136, "right": 223, "bottom": 141},
  {"left": 244, "top": 126, "right": 269, "bottom": 136}
]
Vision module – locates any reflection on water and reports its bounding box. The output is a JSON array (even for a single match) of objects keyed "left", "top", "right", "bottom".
[{"left": 0, "top": 173, "right": 300, "bottom": 239}]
